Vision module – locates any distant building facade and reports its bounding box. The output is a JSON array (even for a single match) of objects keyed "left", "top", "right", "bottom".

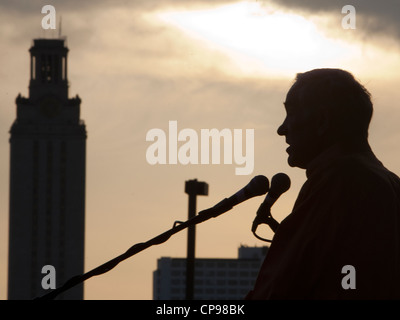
[
  {"left": 153, "top": 246, "right": 268, "bottom": 300},
  {"left": 8, "top": 38, "right": 86, "bottom": 299}
]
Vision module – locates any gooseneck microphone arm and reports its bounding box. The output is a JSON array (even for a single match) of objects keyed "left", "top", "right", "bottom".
[
  {"left": 35, "top": 175, "right": 269, "bottom": 300},
  {"left": 252, "top": 173, "right": 291, "bottom": 242}
]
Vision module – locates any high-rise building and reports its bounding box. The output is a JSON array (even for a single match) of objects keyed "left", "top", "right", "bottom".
[
  {"left": 153, "top": 245, "right": 268, "bottom": 300},
  {"left": 8, "top": 38, "right": 86, "bottom": 300}
]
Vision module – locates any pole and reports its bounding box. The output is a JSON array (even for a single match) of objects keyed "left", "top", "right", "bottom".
[
  {"left": 184, "top": 179, "right": 208, "bottom": 300},
  {"left": 186, "top": 192, "right": 196, "bottom": 300}
]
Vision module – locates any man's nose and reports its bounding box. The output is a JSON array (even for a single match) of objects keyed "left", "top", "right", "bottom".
[{"left": 277, "top": 119, "right": 287, "bottom": 136}]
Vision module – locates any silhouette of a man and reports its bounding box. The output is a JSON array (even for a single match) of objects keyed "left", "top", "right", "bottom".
[{"left": 247, "top": 68, "right": 400, "bottom": 299}]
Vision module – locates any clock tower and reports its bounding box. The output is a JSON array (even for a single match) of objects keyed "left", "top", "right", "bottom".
[{"left": 8, "top": 38, "right": 86, "bottom": 299}]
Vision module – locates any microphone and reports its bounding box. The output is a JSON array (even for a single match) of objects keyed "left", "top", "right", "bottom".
[
  {"left": 200, "top": 175, "right": 270, "bottom": 218},
  {"left": 252, "top": 173, "right": 291, "bottom": 233}
]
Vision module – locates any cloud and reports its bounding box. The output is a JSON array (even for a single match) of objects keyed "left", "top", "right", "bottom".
[
  {"left": 0, "top": 0, "right": 241, "bottom": 14},
  {"left": 2, "top": 0, "right": 398, "bottom": 42},
  {"left": 0, "top": 0, "right": 246, "bottom": 65},
  {"left": 267, "top": 0, "right": 400, "bottom": 41}
]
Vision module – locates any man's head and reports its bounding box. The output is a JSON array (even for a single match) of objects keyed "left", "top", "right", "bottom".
[{"left": 277, "top": 68, "right": 373, "bottom": 169}]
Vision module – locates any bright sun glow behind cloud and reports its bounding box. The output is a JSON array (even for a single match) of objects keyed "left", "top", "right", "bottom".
[{"left": 157, "top": 2, "right": 360, "bottom": 77}]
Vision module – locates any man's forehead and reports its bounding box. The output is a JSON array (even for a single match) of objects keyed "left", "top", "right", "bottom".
[{"left": 283, "top": 84, "right": 302, "bottom": 108}]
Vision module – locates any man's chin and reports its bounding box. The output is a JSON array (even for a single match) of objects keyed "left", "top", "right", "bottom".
[
  {"left": 287, "top": 158, "right": 297, "bottom": 168},
  {"left": 287, "top": 155, "right": 307, "bottom": 169}
]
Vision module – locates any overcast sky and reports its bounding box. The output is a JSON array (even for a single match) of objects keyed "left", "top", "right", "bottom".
[{"left": 1, "top": 0, "right": 399, "bottom": 299}]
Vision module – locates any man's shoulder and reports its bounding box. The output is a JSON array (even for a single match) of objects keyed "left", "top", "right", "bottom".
[{"left": 330, "top": 152, "right": 400, "bottom": 192}]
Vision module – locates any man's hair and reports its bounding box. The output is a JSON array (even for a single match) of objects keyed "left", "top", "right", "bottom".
[{"left": 294, "top": 68, "right": 373, "bottom": 139}]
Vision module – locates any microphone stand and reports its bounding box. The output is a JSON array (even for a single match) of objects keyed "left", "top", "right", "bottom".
[
  {"left": 252, "top": 210, "right": 280, "bottom": 243},
  {"left": 35, "top": 200, "right": 232, "bottom": 300}
]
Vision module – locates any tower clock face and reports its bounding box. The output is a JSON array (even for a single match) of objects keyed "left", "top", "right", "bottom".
[{"left": 40, "top": 97, "right": 61, "bottom": 118}]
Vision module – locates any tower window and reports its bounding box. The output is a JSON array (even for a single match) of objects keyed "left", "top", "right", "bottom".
[
  {"left": 41, "top": 54, "right": 46, "bottom": 83},
  {"left": 62, "top": 56, "right": 66, "bottom": 80},
  {"left": 40, "top": 54, "right": 53, "bottom": 83},
  {"left": 31, "top": 56, "right": 36, "bottom": 80}
]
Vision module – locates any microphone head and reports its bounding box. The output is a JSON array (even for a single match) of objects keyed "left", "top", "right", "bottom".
[
  {"left": 247, "top": 175, "right": 270, "bottom": 197},
  {"left": 270, "top": 173, "right": 291, "bottom": 198}
]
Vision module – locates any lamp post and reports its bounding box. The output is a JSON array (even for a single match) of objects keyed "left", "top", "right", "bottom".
[{"left": 184, "top": 179, "right": 208, "bottom": 300}]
